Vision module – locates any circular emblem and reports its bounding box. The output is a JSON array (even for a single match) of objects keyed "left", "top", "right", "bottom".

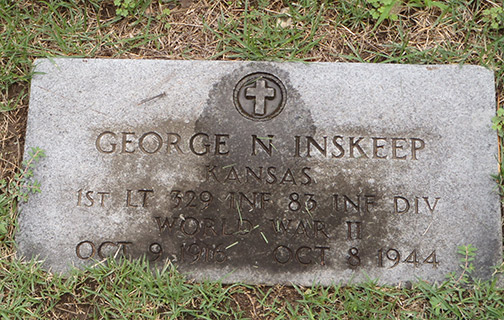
[{"left": 233, "top": 72, "right": 286, "bottom": 121}]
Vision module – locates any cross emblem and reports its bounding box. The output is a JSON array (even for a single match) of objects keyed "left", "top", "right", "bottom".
[
  {"left": 234, "top": 72, "right": 286, "bottom": 121},
  {"left": 245, "top": 79, "right": 275, "bottom": 116}
]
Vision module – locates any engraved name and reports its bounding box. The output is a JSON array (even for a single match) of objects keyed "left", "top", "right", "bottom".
[{"left": 95, "top": 131, "right": 426, "bottom": 160}]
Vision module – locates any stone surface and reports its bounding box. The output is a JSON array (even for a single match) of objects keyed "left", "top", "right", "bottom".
[{"left": 17, "top": 58, "right": 501, "bottom": 286}]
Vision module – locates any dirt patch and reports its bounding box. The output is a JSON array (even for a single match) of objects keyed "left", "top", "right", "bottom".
[{"left": 0, "top": 82, "right": 28, "bottom": 184}]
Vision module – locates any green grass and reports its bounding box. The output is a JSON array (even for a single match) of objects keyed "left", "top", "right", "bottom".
[
  {"left": 205, "top": 0, "right": 323, "bottom": 60},
  {"left": 1, "top": 0, "right": 504, "bottom": 318},
  {"left": 1, "top": 257, "right": 503, "bottom": 318}
]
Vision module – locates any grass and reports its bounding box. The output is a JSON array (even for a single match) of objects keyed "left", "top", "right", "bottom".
[
  {"left": 1, "top": 0, "right": 504, "bottom": 318},
  {"left": 205, "top": 0, "right": 324, "bottom": 60},
  {"left": 1, "top": 257, "right": 503, "bottom": 318}
]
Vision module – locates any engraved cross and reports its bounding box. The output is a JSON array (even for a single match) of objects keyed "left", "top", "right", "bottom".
[{"left": 245, "top": 79, "right": 275, "bottom": 116}]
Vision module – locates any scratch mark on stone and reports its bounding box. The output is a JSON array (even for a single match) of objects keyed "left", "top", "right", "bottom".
[
  {"left": 138, "top": 92, "right": 166, "bottom": 105},
  {"left": 91, "top": 109, "right": 107, "bottom": 116},
  {"left": 422, "top": 220, "right": 434, "bottom": 236},
  {"left": 35, "top": 85, "right": 69, "bottom": 101}
]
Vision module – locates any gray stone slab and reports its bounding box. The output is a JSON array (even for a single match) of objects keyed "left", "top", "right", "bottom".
[{"left": 17, "top": 58, "right": 501, "bottom": 286}]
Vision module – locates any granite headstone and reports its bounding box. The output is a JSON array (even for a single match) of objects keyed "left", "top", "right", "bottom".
[{"left": 17, "top": 59, "right": 502, "bottom": 285}]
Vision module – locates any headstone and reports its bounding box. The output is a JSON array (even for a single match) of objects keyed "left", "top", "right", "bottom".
[{"left": 18, "top": 59, "right": 501, "bottom": 285}]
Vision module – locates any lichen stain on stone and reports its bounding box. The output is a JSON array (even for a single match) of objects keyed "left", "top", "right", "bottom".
[{"left": 91, "top": 64, "right": 415, "bottom": 281}]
